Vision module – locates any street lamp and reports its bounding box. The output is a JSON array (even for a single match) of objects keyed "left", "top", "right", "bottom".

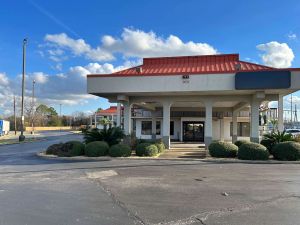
[
  {"left": 19, "top": 38, "right": 27, "bottom": 142},
  {"left": 31, "top": 79, "right": 36, "bottom": 135}
]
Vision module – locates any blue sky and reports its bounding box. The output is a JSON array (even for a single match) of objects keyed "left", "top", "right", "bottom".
[{"left": 0, "top": 0, "right": 299, "bottom": 116}]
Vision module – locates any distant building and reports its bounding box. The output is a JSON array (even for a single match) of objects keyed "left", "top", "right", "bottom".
[{"left": 94, "top": 106, "right": 123, "bottom": 129}]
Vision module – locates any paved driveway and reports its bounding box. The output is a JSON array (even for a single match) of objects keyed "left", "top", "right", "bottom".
[{"left": 0, "top": 136, "right": 300, "bottom": 225}]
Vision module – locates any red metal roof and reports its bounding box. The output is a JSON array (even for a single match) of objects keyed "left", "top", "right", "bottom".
[
  {"left": 87, "top": 54, "right": 300, "bottom": 78},
  {"left": 96, "top": 106, "right": 122, "bottom": 115}
]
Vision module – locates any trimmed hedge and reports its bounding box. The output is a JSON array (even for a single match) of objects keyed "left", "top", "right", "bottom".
[
  {"left": 237, "top": 142, "right": 269, "bottom": 160},
  {"left": 109, "top": 144, "right": 132, "bottom": 157},
  {"left": 272, "top": 141, "right": 300, "bottom": 161},
  {"left": 65, "top": 141, "right": 85, "bottom": 156},
  {"left": 46, "top": 143, "right": 64, "bottom": 155},
  {"left": 208, "top": 141, "right": 238, "bottom": 158},
  {"left": 234, "top": 140, "right": 250, "bottom": 148},
  {"left": 260, "top": 139, "right": 276, "bottom": 155},
  {"left": 85, "top": 141, "right": 109, "bottom": 157},
  {"left": 136, "top": 143, "right": 159, "bottom": 156}
]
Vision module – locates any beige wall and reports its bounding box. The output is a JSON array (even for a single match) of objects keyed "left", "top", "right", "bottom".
[{"left": 25, "top": 126, "right": 72, "bottom": 132}]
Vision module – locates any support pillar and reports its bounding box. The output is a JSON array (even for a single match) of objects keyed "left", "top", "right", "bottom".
[
  {"left": 116, "top": 103, "right": 121, "bottom": 127},
  {"left": 162, "top": 101, "right": 171, "bottom": 149},
  {"left": 250, "top": 98, "right": 260, "bottom": 143},
  {"left": 123, "top": 102, "right": 132, "bottom": 135},
  {"left": 232, "top": 111, "right": 238, "bottom": 143},
  {"left": 205, "top": 100, "right": 213, "bottom": 149},
  {"left": 151, "top": 110, "right": 156, "bottom": 140},
  {"left": 220, "top": 118, "right": 224, "bottom": 141},
  {"left": 278, "top": 94, "right": 284, "bottom": 132}
]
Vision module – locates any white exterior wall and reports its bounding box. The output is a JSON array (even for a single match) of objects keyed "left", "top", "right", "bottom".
[
  {"left": 88, "top": 73, "right": 236, "bottom": 94},
  {"left": 135, "top": 117, "right": 250, "bottom": 142}
]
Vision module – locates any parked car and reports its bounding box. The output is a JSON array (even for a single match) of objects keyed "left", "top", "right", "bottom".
[{"left": 285, "top": 129, "right": 300, "bottom": 137}]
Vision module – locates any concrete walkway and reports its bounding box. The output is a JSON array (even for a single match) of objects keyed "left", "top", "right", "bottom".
[{"left": 159, "top": 142, "right": 207, "bottom": 159}]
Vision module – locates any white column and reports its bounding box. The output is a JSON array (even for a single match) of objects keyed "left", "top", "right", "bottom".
[
  {"left": 220, "top": 118, "right": 224, "bottom": 141},
  {"left": 250, "top": 98, "right": 260, "bottom": 143},
  {"left": 94, "top": 113, "right": 97, "bottom": 129},
  {"left": 205, "top": 100, "right": 213, "bottom": 149},
  {"left": 151, "top": 110, "right": 156, "bottom": 140},
  {"left": 278, "top": 94, "right": 284, "bottom": 132},
  {"left": 116, "top": 103, "right": 121, "bottom": 127},
  {"left": 123, "top": 102, "right": 132, "bottom": 135},
  {"left": 232, "top": 111, "right": 238, "bottom": 143},
  {"left": 162, "top": 101, "right": 171, "bottom": 149}
]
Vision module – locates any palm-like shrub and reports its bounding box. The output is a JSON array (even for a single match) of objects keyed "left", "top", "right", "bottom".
[
  {"left": 83, "top": 127, "right": 125, "bottom": 146},
  {"left": 261, "top": 130, "right": 294, "bottom": 154}
]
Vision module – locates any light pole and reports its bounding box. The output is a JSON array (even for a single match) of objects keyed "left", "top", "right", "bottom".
[
  {"left": 31, "top": 79, "right": 36, "bottom": 135},
  {"left": 59, "top": 104, "right": 62, "bottom": 132},
  {"left": 19, "top": 38, "right": 27, "bottom": 142}
]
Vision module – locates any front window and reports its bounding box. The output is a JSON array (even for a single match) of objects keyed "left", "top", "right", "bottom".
[
  {"left": 141, "top": 121, "right": 152, "bottom": 135},
  {"left": 230, "top": 122, "right": 250, "bottom": 137},
  {"left": 156, "top": 121, "right": 161, "bottom": 135}
]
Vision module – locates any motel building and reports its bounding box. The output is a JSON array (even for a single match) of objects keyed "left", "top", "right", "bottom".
[{"left": 87, "top": 54, "right": 300, "bottom": 149}]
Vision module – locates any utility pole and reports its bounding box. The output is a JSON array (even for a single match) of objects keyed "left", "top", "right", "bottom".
[
  {"left": 19, "top": 38, "right": 27, "bottom": 142},
  {"left": 31, "top": 79, "right": 36, "bottom": 135},
  {"left": 14, "top": 96, "right": 16, "bottom": 135}
]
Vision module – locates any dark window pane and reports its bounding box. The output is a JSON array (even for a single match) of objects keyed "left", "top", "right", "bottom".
[
  {"left": 170, "top": 121, "right": 174, "bottom": 135},
  {"left": 141, "top": 121, "right": 152, "bottom": 135},
  {"left": 156, "top": 121, "right": 161, "bottom": 135}
]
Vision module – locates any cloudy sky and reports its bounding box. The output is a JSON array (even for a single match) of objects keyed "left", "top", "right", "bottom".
[{"left": 0, "top": 0, "right": 300, "bottom": 116}]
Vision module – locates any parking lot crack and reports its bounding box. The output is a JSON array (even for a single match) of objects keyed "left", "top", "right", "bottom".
[{"left": 88, "top": 176, "right": 146, "bottom": 225}]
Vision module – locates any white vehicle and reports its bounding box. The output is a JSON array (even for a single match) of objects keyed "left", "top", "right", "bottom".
[
  {"left": 285, "top": 129, "right": 300, "bottom": 137},
  {"left": 0, "top": 120, "right": 10, "bottom": 136}
]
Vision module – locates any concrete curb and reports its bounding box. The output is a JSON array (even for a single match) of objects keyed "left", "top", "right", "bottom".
[{"left": 36, "top": 152, "right": 300, "bottom": 164}]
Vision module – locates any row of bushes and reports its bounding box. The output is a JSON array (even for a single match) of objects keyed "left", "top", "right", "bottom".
[
  {"left": 46, "top": 139, "right": 166, "bottom": 158},
  {"left": 46, "top": 141, "right": 132, "bottom": 157},
  {"left": 209, "top": 140, "right": 300, "bottom": 161}
]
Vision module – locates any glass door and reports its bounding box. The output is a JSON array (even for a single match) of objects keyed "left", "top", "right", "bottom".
[{"left": 183, "top": 121, "right": 204, "bottom": 142}]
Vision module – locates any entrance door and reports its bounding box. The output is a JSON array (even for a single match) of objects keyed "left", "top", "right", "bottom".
[{"left": 182, "top": 121, "right": 204, "bottom": 142}]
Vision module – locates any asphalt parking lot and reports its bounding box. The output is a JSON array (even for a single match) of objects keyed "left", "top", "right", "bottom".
[{"left": 0, "top": 135, "right": 299, "bottom": 225}]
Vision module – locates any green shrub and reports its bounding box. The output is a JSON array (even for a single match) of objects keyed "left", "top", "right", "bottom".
[
  {"left": 65, "top": 141, "right": 85, "bottom": 156},
  {"left": 234, "top": 140, "right": 250, "bottom": 148},
  {"left": 260, "top": 139, "right": 276, "bottom": 154},
  {"left": 136, "top": 143, "right": 151, "bottom": 156},
  {"left": 144, "top": 144, "right": 159, "bottom": 156},
  {"left": 155, "top": 141, "right": 165, "bottom": 153},
  {"left": 208, "top": 141, "right": 238, "bottom": 158},
  {"left": 46, "top": 143, "right": 64, "bottom": 155},
  {"left": 84, "top": 141, "right": 109, "bottom": 157},
  {"left": 109, "top": 144, "right": 132, "bottom": 157},
  {"left": 237, "top": 142, "right": 269, "bottom": 160},
  {"left": 272, "top": 141, "right": 300, "bottom": 161},
  {"left": 136, "top": 143, "right": 159, "bottom": 156}
]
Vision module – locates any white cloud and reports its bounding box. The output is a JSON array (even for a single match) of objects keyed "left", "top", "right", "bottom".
[
  {"left": 0, "top": 60, "right": 135, "bottom": 117},
  {"left": 256, "top": 41, "right": 294, "bottom": 68},
  {"left": 0, "top": 73, "right": 9, "bottom": 85},
  {"left": 101, "top": 28, "right": 218, "bottom": 58},
  {"left": 32, "top": 72, "right": 49, "bottom": 84},
  {"left": 287, "top": 33, "right": 297, "bottom": 40},
  {"left": 44, "top": 28, "right": 218, "bottom": 63},
  {"left": 44, "top": 33, "right": 114, "bottom": 61}
]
